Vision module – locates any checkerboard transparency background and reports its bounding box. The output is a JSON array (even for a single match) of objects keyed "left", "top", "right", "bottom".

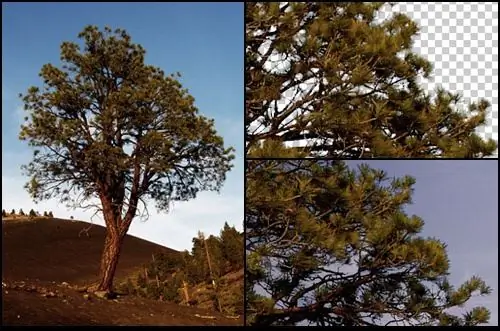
[{"left": 271, "top": 2, "right": 499, "bottom": 157}]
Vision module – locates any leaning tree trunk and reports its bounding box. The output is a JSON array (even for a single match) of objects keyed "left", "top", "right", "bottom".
[{"left": 96, "top": 230, "right": 124, "bottom": 293}]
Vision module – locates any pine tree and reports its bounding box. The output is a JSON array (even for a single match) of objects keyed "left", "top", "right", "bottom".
[
  {"left": 246, "top": 2, "right": 497, "bottom": 158},
  {"left": 18, "top": 25, "right": 234, "bottom": 294},
  {"left": 43, "top": 211, "right": 49, "bottom": 217},
  {"left": 29, "top": 209, "right": 37, "bottom": 217},
  {"left": 2, "top": 209, "right": 6, "bottom": 217},
  {"left": 220, "top": 222, "right": 244, "bottom": 270},
  {"left": 19, "top": 209, "right": 25, "bottom": 216},
  {"left": 11, "top": 209, "right": 16, "bottom": 216},
  {"left": 245, "top": 159, "right": 492, "bottom": 326},
  {"left": 48, "top": 211, "right": 54, "bottom": 218}
]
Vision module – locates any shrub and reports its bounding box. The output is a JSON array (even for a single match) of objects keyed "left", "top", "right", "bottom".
[
  {"left": 116, "top": 278, "right": 137, "bottom": 296},
  {"left": 162, "top": 273, "right": 184, "bottom": 302},
  {"left": 29, "top": 209, "right": 37, "bottom": 217},
  {"left": 19, "top": 209, "right": 25, "bottom": 216},
  {"left": 48, "top": 211, "right": 54, "bottom": 218},
  {"left": 2, "top": 209, "right": 6, "bottom": 217},
  {"left": 145, "top": 283, "right": 162, "bottom": 300},
  {"left": 136, "top": 272, "right": 147, "bottom": 288},
  {"left": 43, "top": 211, "right": 48, "bottom": 217}
]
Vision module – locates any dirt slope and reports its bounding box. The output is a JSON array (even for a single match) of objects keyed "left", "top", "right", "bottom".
[
  {"left": 2, "top": 217, "right": 176, "bottom": 285},
  {"left": 2, "top": 217, "right": 243, "bottom": 326}
]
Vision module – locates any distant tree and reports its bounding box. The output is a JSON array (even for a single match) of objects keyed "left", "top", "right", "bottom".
[
  {"left": 48, "top": 211, "right": 54, "bottom": 218},
  {"left": 246, "top": 2, "right": 497, "bottom": 158},
  {"left": 2, "top": 209, "right": 6, "bottom": 217},
  {"left": 70, "top": 215, "right": 74, "bottom": 220},
  {"left": 19, "top": 25, "right": 234, "bottom": 294},
  {"left": 246, "top": 159, "right": 492, "bottom": 326},
  {"left": 220, "top": 222, "right": 244, "bottom": 270},
  {"left": 29, "top": 209, "right": 37, "bottom": 217},
  {"left": 19, "top": 209, "right": 25, "bottom": 216},
  {"left": 205, "top": 234, "right": 225, "bottom": 279},
  {"left": 43, "top": 211, "right": 49, "bottom": 217},
  {"left": 11, "top": 209, "right": 16, "bottom": 215}
]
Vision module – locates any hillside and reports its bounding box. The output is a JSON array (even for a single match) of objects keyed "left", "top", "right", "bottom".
[{"left": 2, "top": 217, "right": 243, "bottom": 326}]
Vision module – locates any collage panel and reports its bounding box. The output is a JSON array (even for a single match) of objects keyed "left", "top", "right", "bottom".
[
  {"left": 245, "top": 2, "right": 498, "bottom": 158},
  {"left": 244, "top": 2, "right": 498, "bottom": 327},
  {"left": 3, "top": 2, "right": 244, "bottom": 327},
  {"left": 245, "top": 159, "right": 498, "bottom": 326}
]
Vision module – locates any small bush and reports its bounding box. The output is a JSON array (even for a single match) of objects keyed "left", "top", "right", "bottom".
[
  {"left": 116, "top": 278, "right": 137, "bottom": 296},
  {"left": 29, "top": 209, "right": 37, "bottom": 217},
  {"left": 43, "top": 211, "right": 48, "bottom": 217},
  {"left": 136, "top": 273, "right": 147, "bottom": 288},
  {"left": 11, "top": 209, "right": 16, "bottom": 215},
  {"left": 19, "top": 209, "right": 25, "bottom": 216},
  {"left": 162, "top": 273, "right": 184, "bottom": 302},
  {"left": 48, "top": 211, "right": 54, "bottom": 218},
  {"left": 145, "top": 283, "right": 162, "bottom": 300}
]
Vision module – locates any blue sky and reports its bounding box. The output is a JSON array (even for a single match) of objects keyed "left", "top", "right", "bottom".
[
  {"left": 2, "top": 2, "right": 244, "bottom": 251},
  {"left": 346, "top": 160, "right": 498, "bottom": 326},
  {"left": 253, "top": 160, "right": 497, "bottom": 326}
]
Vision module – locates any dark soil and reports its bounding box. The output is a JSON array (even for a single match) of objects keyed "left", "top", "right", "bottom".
[{"left": 2, "top": 218, "right": 243, "bottom": 326}]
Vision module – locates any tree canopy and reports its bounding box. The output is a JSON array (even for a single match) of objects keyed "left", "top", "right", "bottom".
[
  {"left": 245, "top": 156, "right": 492, "bottom": 326},
  {"left": 245, "top": 2, "right": 497, "bottom": 158},
  {"left": 19, "top": 25, "right": 234, "bottom": 292}
]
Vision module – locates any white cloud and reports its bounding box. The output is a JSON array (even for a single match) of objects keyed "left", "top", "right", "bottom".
[{"left": 1, "top": 175, "right": 243, "bottom": 252}]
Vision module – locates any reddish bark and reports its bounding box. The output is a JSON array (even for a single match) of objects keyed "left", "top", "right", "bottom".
[{"left": 96, "top": 229, "right": 124, "bottom": 293}]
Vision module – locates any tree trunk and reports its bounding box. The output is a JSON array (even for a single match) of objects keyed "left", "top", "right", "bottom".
[{"left": 96, "top": 230, "right": 124, "bottom": 293}]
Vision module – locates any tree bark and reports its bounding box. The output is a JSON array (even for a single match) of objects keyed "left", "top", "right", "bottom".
[{"left": 96, "top": 229, "right": 124, "bottom": 293}]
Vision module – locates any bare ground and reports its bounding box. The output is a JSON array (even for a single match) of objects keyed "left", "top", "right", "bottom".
[{"left": 2, "top": 217, "right": 243, "bottom": 326}]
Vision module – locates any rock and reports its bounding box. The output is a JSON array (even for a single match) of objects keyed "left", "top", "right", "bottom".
[
  {"left": 61, "top": 282, "right": 69, "bottom": 287},
  {"left": 26, "top": 286, "right": 37, "bottom": 293},
  {"left": 94, "top": 291, "right": 108, "bottom": 299},
  {"left": 4, "top": 290, "right": 8, "bottom": 294},
  {"left": 83, "top": 294, "right": 90, "bottom": 300},
  {"left": 44, "top": 291, "right": 56, "bottom": 298}
]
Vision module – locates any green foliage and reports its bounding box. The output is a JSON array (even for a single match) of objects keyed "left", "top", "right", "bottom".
[
  {"left": 19, "top": 24, "right": 234, "bottom": 229},
  {"left": 145, "top": 282, "right": 163, "bottom": 300},
  {"left": 246, "top": 160, "right": 492, "bottom": 326},
  {"left": 123, "top": 223, "right": 243, "bottom": 313},
  {"left": 136, "top": 272, "right": 147, "bottom": 288},
  {"left": 219, "top": 276, "right": 244, "bottom": 315},
  {"left": 246, "top": 2, "right": 497, "bottom": 158},
  {"left": 220, "top": 222, "right": 245, "bottom": 270},
  {"left": 116, "top": 278, "right": 137, "bottom": 296},
  {"left": 162, "top": 272, "right": 184, "bottom": 302}
]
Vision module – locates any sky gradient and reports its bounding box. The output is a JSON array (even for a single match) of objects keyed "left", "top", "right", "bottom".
[
  {"left": 2, "top": 2, "right": 244, "bottom": 251},
  {"left": 252, "top": 160, "right": 498, "bottom": 326},
  {"left": 346, "top": 160, "right": 498, "bottom": 326}
]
